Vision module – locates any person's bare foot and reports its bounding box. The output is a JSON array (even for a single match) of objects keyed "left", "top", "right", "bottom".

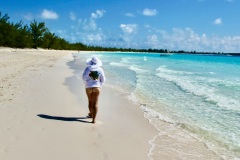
[
  {"left": 87, "top": 113, "right": 92, "bottom": 118},
  {"left": 92, "top": 119, "right": 96, "bottom": 123}
]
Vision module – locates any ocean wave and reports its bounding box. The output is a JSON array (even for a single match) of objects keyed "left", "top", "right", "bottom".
[
  {"left": 140, "top": 104, "right": 175, "bottom": 124},
  {"left": 156, "top": 65, "right": 195, "bottom": 75},
  {"left": 143, "top": 56, "right": 148, "bottom": 61},
  {"left": 121, "top": 57, "right": 133, "bottom": 64},
  {"left": 109, "top": 62, "right": 128, "bottom": 67},
  {"left": 155, "top": 66, "right": 240, "bottom": 112},
  {"left": 129, "top": 65, "right": 148, "bottom": 73},
  {"left": 141, "top": 103, "right": 240, "bottom": 160}
]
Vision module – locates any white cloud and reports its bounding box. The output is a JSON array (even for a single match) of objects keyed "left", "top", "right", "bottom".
[
  {"left": 157, "top": 28, "right": 202, "bottom": 50},
  {"left": 23, "top": 13, "right": 33, "bottom": 21},
  {"left": 41, "top": 9, "right": 58, "bottom": 19},
  {"left": 119, "top": 24, "right": 138, "bottom": 43},
  {"left": 77, "top": 10, "right": 105, "bottom": 31},
  {"left": 147, "top": 35, "right": 158, "bottom": 42},
  {"left": 120, "top": 24, "right": 138, "bottom": 34},
  {"left": 146, "top": 35, "right": 158, "bottom": 47},
  {"left": 79, "top": 18, "right": 97, "bottom": 31},
  {"left": 143, "top": 27, "right": 240, "bottom": 53},
  {"left": 87, "top": 33, "right": 104, "bottom": 42},
  {"left": 91, "top": 10, "right": 105, "bottom": 19},
  {"left": 142, "top": 8, "right": 157, "bottom": 16},
  {"left": 213, "top": 18, "right": 222, "bottom": 25},
  {"left": 70, "top": 12, "right": 76, "bottom": 21},
  {"left": 65, "top": 10, "right": 107, "bottom": 46},
  {"left": 55, "top": 29, "right": 68, "bottom": 39},
  {"left": 144, "top": 24, "right": 151, "bottom": 28},
  {"left": 80, "top": 32, "right": 107, "bottom": 46},
  {"left": 125, "top": 13, "right": 135, "bottom": 17}
]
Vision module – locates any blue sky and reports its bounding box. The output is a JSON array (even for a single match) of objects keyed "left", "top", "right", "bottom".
[{"left": 1, "top": 0, "right": 240, "bottom": 52}]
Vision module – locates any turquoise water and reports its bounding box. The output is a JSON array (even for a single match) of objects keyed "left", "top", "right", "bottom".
[{"left": 75, "top": 52, "right": 240, "bottom": 159}]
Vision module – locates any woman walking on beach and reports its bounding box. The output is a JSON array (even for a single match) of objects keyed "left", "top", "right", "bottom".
[{"left": 82, "top": 57, "right": 106, "bottom": 123}]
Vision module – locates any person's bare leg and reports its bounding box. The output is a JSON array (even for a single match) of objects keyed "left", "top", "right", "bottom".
[
  {"left": 91, "top": 88, "right": 100, "bottom": 123},
  {"left": 86, "top": 88, "right": 93, "bottom": 118}
]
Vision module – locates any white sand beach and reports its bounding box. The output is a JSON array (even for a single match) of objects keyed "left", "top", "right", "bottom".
[{"left": 0, "top": 48, "right": 157, "bottom": 160}]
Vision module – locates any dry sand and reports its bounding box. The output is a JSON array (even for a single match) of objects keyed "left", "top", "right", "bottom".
[{"left": 0, "top": 48, "right": 157, "bottom": 160}]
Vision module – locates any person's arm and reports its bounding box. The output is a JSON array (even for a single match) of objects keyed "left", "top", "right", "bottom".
[
  {"left": 99, "top": 68, "right": 106, "bottom": 86},
  {"left": 82, "top": 67, "right": 90, "bottom": 82}
]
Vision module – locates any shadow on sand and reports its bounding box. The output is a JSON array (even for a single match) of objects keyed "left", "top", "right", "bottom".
[{"left": 37, "top": 114, "right": 92, "bottom": 123}]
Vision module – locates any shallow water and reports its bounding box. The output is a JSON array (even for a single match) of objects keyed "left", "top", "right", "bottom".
[{"left": 74, "top": 52, "right": 240, "bottom": 159}]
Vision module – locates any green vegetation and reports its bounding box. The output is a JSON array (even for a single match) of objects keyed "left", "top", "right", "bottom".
[
  {"left": 1, "top": 11, "right": 239, "bottom": 55},
  {"left": 0, "top": 11, "right": 88, "bottom": 50}
]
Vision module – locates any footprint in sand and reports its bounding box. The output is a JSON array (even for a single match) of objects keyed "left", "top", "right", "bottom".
[
  {"left": 90, "top": 126, "right": 96, "bottom": 132},
  {"left": 39, "top": 127, "right": 45, "bottom": 131},
  {"left": 97, "top": 133, "right": 102, "bottom": 139},
  {"left": 10, "top": 136, "right": 19, "bottom": 142},
  {"left": 102, "top": 152, "right": 109, "bottom": 160},
  {"left": 91, "top": 141, "right": 97, "bottom": 147},
  {"left": 6, "top": 126, "right": 12, "bottom": 130},
  {"left": 1, "top": 147, "right": 9, "bottom": 153},
  {"left": 11, "top": 114, "right": 17, "bottom": 118}
]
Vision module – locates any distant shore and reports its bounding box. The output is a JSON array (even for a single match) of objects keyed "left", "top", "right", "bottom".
[{"left": 1, "top": 46, "right": 240, "bottom": 56}]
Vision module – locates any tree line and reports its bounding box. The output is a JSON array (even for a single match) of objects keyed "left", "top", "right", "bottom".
[{"left": 0, "top": 11, "right": 88, "bottom": 50}]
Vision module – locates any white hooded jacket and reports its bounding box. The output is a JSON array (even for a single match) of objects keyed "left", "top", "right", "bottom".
[{"left": 82, "top": 64, "right": 106, "bottom": 88}]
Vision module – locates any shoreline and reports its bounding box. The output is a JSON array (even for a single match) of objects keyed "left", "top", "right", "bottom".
[
  {"left": 1, "top": 48, "right": 234, "bottom": 159},
  {"left": 74, "top": 51, "right": 233, "bottom": 159},
  {"left": 0, "top": 48, "right": 157, "bottom": 160}
]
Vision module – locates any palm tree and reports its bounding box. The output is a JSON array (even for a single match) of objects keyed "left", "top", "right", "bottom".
[{"left": 30, "top": 20, "right": 47, "bottom": 48}]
